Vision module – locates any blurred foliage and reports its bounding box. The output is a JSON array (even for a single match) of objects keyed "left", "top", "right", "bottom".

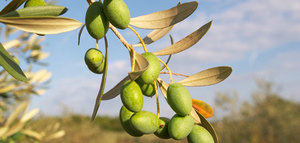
[
  {"left": 0, "top": 25, "right": 65, "bottom": 142},
  {"left": 214, "top": 80, "right": 300, "bottom": 143}
]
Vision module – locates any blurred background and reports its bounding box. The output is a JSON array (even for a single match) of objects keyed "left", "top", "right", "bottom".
[{"left": 0, "top": 0, "right": 299, "bottom": 142}]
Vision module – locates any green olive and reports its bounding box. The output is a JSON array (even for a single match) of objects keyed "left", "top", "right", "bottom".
[
  {"left": 168, "top": 114, "right": 194, "bottom": 140},
  {"left": 154, "top": 117, "right": 171, "bottom": 139},
  {"left": 85, "top": 2, "right": 109, "bottom": 40},
  {"left": 136, "top": 78, "right": 155, "bottom": 97},
  {"left": 167, "top": 83, "right": 192, "bottom": 116},
  {"left": 187, "top": 125, "right": 214, "bottom": 143},
  {"left": 121, "top": 80, "right": 143, "bottom": 112},
  {"left": 84, "top": 48, "right": 105, "bottom": 74},
  {"left": 24, "top": 0, "right": 46, "bottom": 8},
  {"left": 119, "top": 106, "right": 143, "bottom": 137},
  {"left": 103, "top": 0, "right": 130, "bottom": 29},
  {"left": 137, "top": 52, "right": 161, "bottom": 84},
  {"left": 130, "top": 111, "right": 159, "bottom": 134}
]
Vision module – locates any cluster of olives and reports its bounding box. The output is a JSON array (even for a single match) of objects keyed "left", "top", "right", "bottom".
[
  {"left": 118, "top": 53, "right": 214, "bottom": 142},
  {"left": 84, "top": 0, "right": 130, "bottom": 72}
]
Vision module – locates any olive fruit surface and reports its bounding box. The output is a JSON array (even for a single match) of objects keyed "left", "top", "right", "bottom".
[
  {"left": 24, "top": 0, "right": 46, "bottom": 8},
  {"left": 103, "top": 0, "right": 130, "bottom": 29},
  {"left": 121, "top": 80, "right": 143, "bottom": 112},
  {"left": 85, "top": 2, "right": 109, "bottom": 40},
  {"left": 119, "top": 106, "right": 143, "bottom": 137},
  {"left": 130, "top": 111, "right": 159, "bottom": 134},
  {"left": 168, "top": 114, "right": 194, "bottom": 140},
  {"left": 84, "top": 48, "right": 104, "bottom": 74},
  {"left": 167, "top": 83, "right": 192, "bottom": 116},
  {"left": 137, "top": 52, "right": 161, "bottom": 84},
  {"left": 187, "top": 125, "right": 214, "bottom": 143},
  {"left": 136, "top": 78, "right": 155, "bottom": 97},
  {"left": 154, "top": 117, "right": 171, "bottom": 139}
]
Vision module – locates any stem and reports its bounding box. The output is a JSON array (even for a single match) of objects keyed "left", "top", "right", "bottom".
[
  {"left": 109, "top": 24, "right": 132, "bottom": 52},
  {"left": 96, "top": 39, "right": 99, "bottom": 49},
  {"left": 131, "top": 50, "right": 136, "bottom": 72},
  {"left": 87, "top": 0, "right": 92, "bottom": 5},
  {"left": 158, "top": 58, "right": 173, "bottom": 84},
  {"left": 91, "top": 36, "right": 109, "bottom": 121},
  {"left": 154, "top": 81, "right": 160, "bottom": 117},
  {"left": 128, "top": 25, "right": 148, "bottom": 53},
  {"left": 160, "top": 72, "right": 189, "bottom": 78}
]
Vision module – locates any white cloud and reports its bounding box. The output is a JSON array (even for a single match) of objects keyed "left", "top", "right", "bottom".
[{"left": 172, "top": 0, "right": 300, "bottom": 63}]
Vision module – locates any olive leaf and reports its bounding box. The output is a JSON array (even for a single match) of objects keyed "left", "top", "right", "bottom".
[
  {"left": 154, "top": 21, "right": 212, "bottom": 56},
  {"left": 91, "top": 36, "right": 109, "bottom": 121},
  {"left": 132, "top": 25, "right": 174, "bottom": 47},
  {"left": 0, "top": 5, "right": 68, "bottom": 17},
  {"left": 102, "top": 76, "right": 130, "bottom": 100},
  {"left": 190, "top": 108, "right": 201, "bottom": 124},
  {"left": 128, "top": 52, "right": 149, "bottom": 81},
  {"left": 130, "top": 1, "right": 198, "bottom": 29},
  {"left": 0, "top": 0, "right": 27, "bottom": 15},
  {"left": 77, "top": 24, "right": 86, "bottom": 45},
  {"left": 197, "top": 112, "right": 219, "bottom": 143},
  {"left": 178, "top": 66, "right": 232, "bottom": 87},
  {"left": 4, "top": 102, "right": 29, "bottom": 127},
  {"left": 0, "top": 16, "right": 82, "bottom": 35},
  {"left": 192, "top": 99, "right": 213, "bottom": 118},
  {"left": 0, "top": 43, "right": 28, "bottom": 81}
]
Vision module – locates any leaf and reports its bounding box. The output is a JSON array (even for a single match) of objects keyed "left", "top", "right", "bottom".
[
  {"left": 130, "top": 1, "right": 198, "bottom": 29},
  {"left": 190, "top": 108, "right": 201, "bottom": 124},
  {"left": 91, "top": 36, "right": 109, "bottom": 121},
  {"left": 77, "top": 24, "right": 86, "bottom": 45},
  {"left": 128, "top": 52, "right": 149, "bottom": 81},
  {"left": 47, "top": 130, "right": 65, "bottom": 140},
  {"left": 156, "top": 78, "right": 169, "bottom": 99},
  {"left": 0, "top": 16, "right": 82, "bottom": 35},
  {"left": 132, "top": 25, "right": 174, "bottom": 47},
  {"left": 154, "top": 21, "right": 212, "bottom": 56},
  {"left": 197, "top": 112, "right": 219, "bottom": 143},
  {"left": 5, "top": 102, "right": 29, "bottom": 127},
  {"left": 192, "top": 99, "right": 213, "bottom": 118},
  {"left": 20, "top": 109, "right": 39, "bottom": 123},
  {"left": 0, "top": 0, "right": 27, "bottom": 15},
  {"left": 0, "top": 43, "right": 28, "bottom": 81},
  {"left": 22, "top": 129, "right": 43, "bottom": 140},
  {"left": 0, "top": 84, "right": 16, "bottom": 93},
  {"left": 178, "top": 66, "right": 232, "bottom": 87},
  {"left": 0, "top": 5, "right": 68, "bottom": 17},
  {"left": 102, "top": 76, "right": 130, "bottom": 100}
]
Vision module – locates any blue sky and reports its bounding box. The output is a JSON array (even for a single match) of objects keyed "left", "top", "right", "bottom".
[{"left": 1, "top": 0, "right": 299, "bottom": 117}]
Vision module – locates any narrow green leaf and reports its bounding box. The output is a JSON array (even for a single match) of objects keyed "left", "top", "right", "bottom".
[
  {"left": 130, "top": 1, "right": 198, "bottom": 29},
  {"left": 78, "top": 24, "right": 86, "bottom": 45},
  {"left": 0, "top": 5, "right": 68, "bottom": 17},
  {"left": 197, "top": 112, "right": 219, "bottom": 143},
  {"left": 154, "top": 21, "right": 212, "bottom": 56},
  {"left": 178, "top": 66, "right": 232, "bottom": 87},
  {"left": 0, "top": 43, "right": 28, "bottom": 81},
  {"left": 91, "top": 36, "right": 109, "bottom": 121},
  {"left": 0, "top": 16, "right": 82, "bottom": 35},
  {"left": 0, "top": 0, "right": 27, "bottom": 15}
]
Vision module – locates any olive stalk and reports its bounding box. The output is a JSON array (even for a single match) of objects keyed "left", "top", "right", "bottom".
[
  {"left": 158, "top": 58, "right": 173, "bottom": 84},
  {"left": 128, "top": 25, "right": 148, "bottom": 53},
  {"left": 160, "top": 72, "right": 189, "bottom": 78},
  {"left": 154, "top": 81, "right": 160, "bottom": 117},
  {"left": 91, "top": 36, "right": 109, "bottom": 121}
]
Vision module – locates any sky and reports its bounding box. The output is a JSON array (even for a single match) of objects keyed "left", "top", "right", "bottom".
[{"left": 1, "top": 0, "right": 299, "bottom": 117}]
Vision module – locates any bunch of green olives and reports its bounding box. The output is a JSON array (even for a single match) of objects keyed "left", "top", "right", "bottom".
[
  {"left": 84, "top": 0, "right": 130, "bottom": 74},
  {"left": 118, "top": 52, "right": 214, "bottom": 142}
]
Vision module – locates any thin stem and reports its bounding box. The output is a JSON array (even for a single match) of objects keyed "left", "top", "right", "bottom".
[
  {"left": 154, "top": 81, "right": 160, "bottom": 117},
  {"left": 87, "top": 0, "right": 92, "bottom": 5},
  {"left": 96, "top": 39, "right": 99, "bottom": 49},
  {"left": 160, "top": 72, "right": 189, "bottom": 78},
  {"left": 109, "top": 24, "right": 131, "bottom": 52},
  {"left": 131, "top": 50, "right": 136, "bottom": 72},
  {"left": 158, "top": 58, "right": 173, "bottom": 84},
  {"left": 91, "top": 36, "right": 109, "bottom": 121},
  {"left": 128, "top": 25, "right": 148, "bottom": 53}
]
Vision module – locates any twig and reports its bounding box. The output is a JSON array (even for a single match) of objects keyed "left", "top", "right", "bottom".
[{"left": 160, "top": 72, "right": 189, "bottom": 78}]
